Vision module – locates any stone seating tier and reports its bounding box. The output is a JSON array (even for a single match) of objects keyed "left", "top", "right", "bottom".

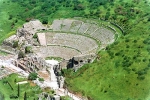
[
  {"left": 51, "top": 19, "right": 115, "bottom": 45},
  {"left": 33, "top": 46, "right": 81, "bottom": 60},
  {"left": 45, "top": 33, "right": 98, "bottom": 54}
]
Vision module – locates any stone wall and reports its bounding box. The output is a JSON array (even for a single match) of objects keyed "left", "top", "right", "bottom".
[
  {"left": 58, "top": 53, "right": 96, "bottom": 72},
  {"left": 15, "top": 56, "right": 46, "bottom": 73},
  {"left": 72, "top": 53, "right": 96, "bottom": 71}
]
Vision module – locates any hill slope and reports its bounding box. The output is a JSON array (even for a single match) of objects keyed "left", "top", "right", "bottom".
[{"left": 0, "top": 0, "right": 150, "bottom": 100}]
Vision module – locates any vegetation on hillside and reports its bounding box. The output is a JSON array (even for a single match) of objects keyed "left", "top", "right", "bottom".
[
  {"left": 0, "top": 74, "right": 42, "bottom": 100},
  {"left": 0, "top": 0, "right": 150, "bottom": 100}
]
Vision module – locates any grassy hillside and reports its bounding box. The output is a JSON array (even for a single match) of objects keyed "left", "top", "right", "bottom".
[
  {"left": 62, "top": 0, "right": 150, "bottom": 100},
  {"left": 0, "top": 0, "right": 25, "bottom": 43},
  {"left": 0, "top": 74, "right": 42, "bottom": 100},
  {"left": 0, "top": 0, "right": 150, "bottom": 100}
]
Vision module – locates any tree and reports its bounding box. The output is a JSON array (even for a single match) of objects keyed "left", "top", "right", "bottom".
[
  {"left": 0, "top": 92, "right": 4, "bottom": 100},
  {"left": 73, "top": 4, "right": 85, "bottom": 10},
  {"left": 24, "top": 92, "right": 27, "bottom": 100},
  {"left": 105, "top": 11, "right": 110, "bottom": 20},
  {"left": 28, "top": 72, "right": 38, "bottom": 80},
  {"left": 18, "top": 84, "right": 20, "bottom": 97},
  {"left": 42, "top": 17, "right": 48, "bottom": 24},
  {"left": 8, "top": 15, "right": 13, "bottom": 20}
]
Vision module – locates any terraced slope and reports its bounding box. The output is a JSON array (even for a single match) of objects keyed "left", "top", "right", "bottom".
[{"left": 51, "top": 19, "right": 117, "bottom": 48}]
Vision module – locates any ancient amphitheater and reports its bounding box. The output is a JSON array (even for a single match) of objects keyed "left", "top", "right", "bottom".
[
  {"left": 0, "top": 18, "right": 120, "bottom": 99},
  {"left": 33, "top": 19, "right": 117, "bottom": 60},
  {"left": 3, "top": 18, "right": 119, "bottom": 70}
]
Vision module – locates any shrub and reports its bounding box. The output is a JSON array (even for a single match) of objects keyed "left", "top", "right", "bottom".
[
  {"left": 8, "top": 15, "right": 13, "bottom": 20},
  {"left": 24, "top": 92, "right": 27, "bottom": 100},
  {"left": 28, "top": 72, "right": 38, "bottom": 80},
  {"left": 115, "top": 52, "right": 120, "bottom": 56},
  {"left": 18, "top": 84, "right": 20, "bottom": 97},
  {"left": 73, "top": 4, "right": 85, "bottom": 10},
  {"left": 143, "top": 37, "right": 150, "bottom": 44},
  {"left": 148, "top": 17, "right": 150, "bottom": 21},
  {"left": 42, "top": 18, "right": 48, "bottom": 24},
  {"left": 148, "top": 63, "right": 150, "bottom": 67},
  {"left": 0, "top": 92, "right": 4, "bottom": 100},
  {"left": 142, "top": 58, "right": 147, "bottom": 62},
  {"left": 13, "top": 41, "right": 19, "bottom": 48},
  {"left": 133, "top": 40, "right": 137, "bottom": 43},
  {"left": 25, "top": 46, "right": 32, "bottom": 53},
  {"left": 9, "top": 95, "right": 18, "bottom": 99},
  {"left": 33, "top": 33, "right": 38, "bottom": 39},
  {"left": 39, "top": 78, "right": 44, "bottom": 81},
  {"left": 126, "top": 44, "right": 130, "bottom": 48},
  {"left": 137, "top": 75, "right": 145, "bottom": 80},
  {"left": 125, "top": 39, "right": 130, "bottom": 42},
  {"left": 147, "top": 46, "right": 150, "bottom": 53},
  {"left": 18, "top": 51, "right": 25, "bottom": 58}
]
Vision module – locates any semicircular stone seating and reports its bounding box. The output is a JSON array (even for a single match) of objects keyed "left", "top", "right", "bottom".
[
  {"left": 35, "top": 19, "right": 115, "bottom": 60},
  {"left": 51, "top": 19, "right": 115, "bottom": 46}
]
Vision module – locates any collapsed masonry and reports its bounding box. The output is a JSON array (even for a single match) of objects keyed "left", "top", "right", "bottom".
[
  {"left": 58, "top": 53, "right": 96, "bottom": 72},
  {"left": 72, "top": 53, "right": 96, "bottom": 71},
  {"left": 38, "top": 92, "right": 60, "bottom": 100},
  {"left": 14, "top": 56, "right": 46, "bottom": 73},
  {"left": 3, "top": 19, "right": 46, "bottom": 47}
]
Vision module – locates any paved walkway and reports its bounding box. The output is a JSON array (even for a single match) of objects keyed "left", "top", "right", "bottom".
[
  {"left": 0, "top": 58, "right": 29, "bottom": 77},
  {"left": 17, "top": 81, "right": 28, "bottom": 84}
]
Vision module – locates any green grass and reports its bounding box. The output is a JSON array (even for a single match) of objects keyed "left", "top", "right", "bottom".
[
  {"left": 0, "top": 0, "right": 150, "bottom": 100},
  {"left": 63, "top": 0, "right": 150, "bottom": 100},
  {"left": 61, "top": 96, "right": 72, "bottom": 100},
  {"left": 0, "top": 73, "right": 42, "bottom": 100},
  {"left": 0, "top": 0, "right": 25, "bottom": 44},
  {"left": 0, "top": 51, "right": 8, "bottom": 55}
]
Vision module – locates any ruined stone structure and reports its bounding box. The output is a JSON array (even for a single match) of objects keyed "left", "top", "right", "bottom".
[
  {"left": 17, "top": 19, "right": 45, "bottom": 39},
  {"left": 3, "top": 18, "right": 117, "bottom": 72},
  {"left": 3, "top": 19, "right": 46, "bottom": 47},
  {"left": 72, "top": 53, "right": 96, "bottom": 71},
  {"left": 15, "top": 56, "right": 46, "bottom": 73},
  {"left": 38, "top": 92, "right": 60, "bottom": 100},
  {"left": 0, "top": 18, "right": 120, "bottom": 100}
]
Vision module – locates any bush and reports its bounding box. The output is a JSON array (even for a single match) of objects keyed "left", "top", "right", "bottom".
[
  {"left": 42, "top": 18, "right": 48, "bottom": 24},
  {"left": 8, "top": 15, "right": 13, "bottom": 20},
  {"left": 148, "top": 63, "right": 150, "bottom": 67},
  {"left": 24, "top": 92, "right": 27, "bottom": 100},
  {"left": 125, "top": 39, "right": 130, "bottom": 42},
  {"left": 39, "top": 78, "right": 44, "bottom": 81},
  {"left": 147, "top": 46, "right": 150, "bottom": 53},
  {"left": 13, "top": 41, "right": 19, "bottom": 48},
  {"left": 143, "top": 37, "right": 150, "bottom": 44},
  {"left": 73, "top": 4, "right": 85, "bottom": 10},
  {"left": 25, "top": 46, "right": 32, "bottom": 53},
  {"left": 0, "top": 92, "right": 4, "bottom": 100},
  {"left": 18, "top": 51, "right": 25, "bottom": 59},
  {"left": 10, "top": 94, "right": 18, "bottom": 99},
  {"left": 28, "top": 72, "right": 38, "bottom": 80},
  {"left": 33, "top": 33, "right": 38, "bottom": 39},
  {"left": 137, "top": 75, "right": 145, "bottom": 80},
  {"left": 115, "top": 52, "right": 120, "bottom": 56}
]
